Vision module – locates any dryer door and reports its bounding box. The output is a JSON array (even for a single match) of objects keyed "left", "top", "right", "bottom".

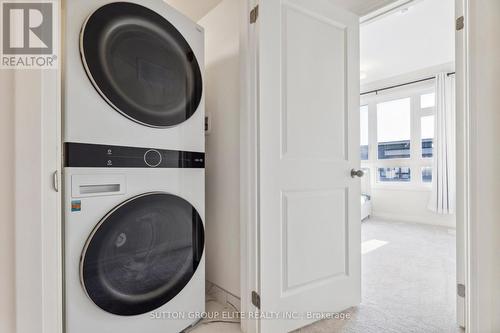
[
  {"left": 81, "top": 2, "right": 203, "bottom": 128},
  {"left": 81, "top": 193, "right": 204, "bottom": 316}
]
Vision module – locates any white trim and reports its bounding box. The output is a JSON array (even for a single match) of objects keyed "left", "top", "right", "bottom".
[
  {"left": 240, "top": 0, "right": 259, "bottom": 332},
  {"left": 453, "top": 0, "right": 471, "bottom": 330},
  {"left": 459, "top": 0, "right": 472, "bottom": 330},
  {"left": 13, "top": 1, "right": 63, "bottom": 332},
  {"left": 14, "top": 53, "right": 63, "bottom": 333}
]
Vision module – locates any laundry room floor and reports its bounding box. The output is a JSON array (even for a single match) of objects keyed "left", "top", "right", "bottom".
[{"left": 185, "top": 297, "right": 241, "bottom": 333}]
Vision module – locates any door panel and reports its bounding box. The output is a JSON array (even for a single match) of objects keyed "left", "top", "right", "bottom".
[
  {"left": 258, "top": 0, "right": 360, "bottom": 332},
  {"left": 283, "top": 189, "right": 347, "bottom": 291},
  {"left": 281, "top": 4, "right": 347, "bottom": 160}
]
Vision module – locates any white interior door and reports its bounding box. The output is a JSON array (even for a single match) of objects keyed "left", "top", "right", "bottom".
[{"left": 256, "top": 0, "right": 361, "bottom": 332}]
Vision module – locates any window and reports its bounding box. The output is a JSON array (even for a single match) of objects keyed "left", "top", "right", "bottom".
[
  {"left": 360, "top": 105, "right": 369, "bottom": 160},
  {"left": 360, "top": 86, "right": 435, "bottom": 186},
  {"left": 421, "top": 115, "right": 435, "bottom": 158},
  {"left": 420, "top": 93, "right": 435, "bottom": 109},
  {"left": 377, "top": 98, "right": 411, "bottom": 159},
  {"left": 378, "top": 167, "right": 411, "bottom": 182},
  {"left": 422, "top": 167, "right": 432, "bottom": 183}
]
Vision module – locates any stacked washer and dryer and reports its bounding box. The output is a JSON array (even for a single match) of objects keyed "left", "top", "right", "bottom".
[{"left": 63, "top": 1, "right": 205, "bottom": 332}]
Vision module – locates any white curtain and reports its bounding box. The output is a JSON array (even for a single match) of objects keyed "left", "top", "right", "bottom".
[{"left": 428, "top": 73, "right": 456, "bottom": 214}]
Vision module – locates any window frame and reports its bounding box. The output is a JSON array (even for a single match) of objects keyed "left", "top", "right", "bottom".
[
  {"left": 360, "top": 104, "right": 369, "bottom": 161},
  {"left": 360, "top": 82, "right": 435, "bottom": 190}
]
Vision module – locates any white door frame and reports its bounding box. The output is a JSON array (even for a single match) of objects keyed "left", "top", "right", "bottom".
[
  {"left": 455, "top": 0, "right": 469, "bottom": 329},
  {"left": 13, "top": 57, "right": 63, "bottom": 333},
  {"left": 239, "top": 0, "right": 260, "bottom": 332},
  {"left": 239, "top": 0, "right": 474, "bottom": 332},
  {"left": 12, "top": 1, "right": 63, "bottom": 332}
]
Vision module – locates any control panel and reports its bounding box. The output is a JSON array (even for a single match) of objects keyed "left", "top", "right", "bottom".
[{"left": 65, "top": 143, "right": 205, "bottom": 168}]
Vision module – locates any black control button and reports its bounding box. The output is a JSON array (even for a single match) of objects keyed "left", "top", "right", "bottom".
[{"left": 144, "top": 150, "right": 162, "bottom": 167}]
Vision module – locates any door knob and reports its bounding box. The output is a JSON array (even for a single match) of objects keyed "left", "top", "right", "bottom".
[{"left": 351, "top": 169, "right": 364, "bottom": 178}]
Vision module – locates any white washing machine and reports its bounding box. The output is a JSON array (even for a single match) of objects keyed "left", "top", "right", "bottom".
[
  {"left": 64, "top": 144, "right": 205, "bottom": 333},
  {"left": 64, "top": 0, "right": 205, "bottom": 152}
]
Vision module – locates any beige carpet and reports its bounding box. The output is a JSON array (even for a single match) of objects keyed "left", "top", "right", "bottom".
[{"left": 296, "top": 219, "right": 463, "bottom": 333}]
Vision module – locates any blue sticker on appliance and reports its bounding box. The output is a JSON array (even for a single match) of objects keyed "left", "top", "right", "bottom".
[{"left": 71, "top": 200, "right": 81, "bottom": 212}]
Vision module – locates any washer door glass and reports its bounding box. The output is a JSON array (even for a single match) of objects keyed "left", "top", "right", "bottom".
[
  {"left": 81, "top": 2, "right": 203, "bottom": 128},
  {"left": 81, "top": 193, "right": 204, "bottom": 316}
]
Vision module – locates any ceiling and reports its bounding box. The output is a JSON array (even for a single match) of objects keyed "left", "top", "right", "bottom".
[
  {"left": 330, "top": 0, "right": 398, "bottom": 16},
  {"left": 361, "top": 0, "right": 455, "bottom": 84},
  {"left": 163, "top": 0, "right": 223, "bottom": 21},
  {"left": 165, "top": 0, "right": 396, "bottom": 21}
]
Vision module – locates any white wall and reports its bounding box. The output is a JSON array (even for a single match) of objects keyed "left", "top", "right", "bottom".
[
  {"left": 199, "top": 0, "right": 241, "bottom": 297},
  {"left": 371, "top": 189, "right": 455, "bottom": 227},
  {"left": 0, "top": 70, "right": 16, "bottom": 333},
  {"left": 163, "top": 0, "right": 222, "bottom": 21},
  {"left": 361, "top": 0, "right": 455, "bottom": 84},
  {"left": 467, "top": 0, "right": 500, "bottom": 330}
]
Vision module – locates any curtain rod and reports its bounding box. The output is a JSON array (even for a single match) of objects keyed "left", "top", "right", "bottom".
[{"left": 361, "top": 72, "right": 456, "bottom": 96}]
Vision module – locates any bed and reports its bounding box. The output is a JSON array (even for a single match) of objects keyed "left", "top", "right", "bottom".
[{"left": 361, "top": 168, "right": 372, "bottom": 221}]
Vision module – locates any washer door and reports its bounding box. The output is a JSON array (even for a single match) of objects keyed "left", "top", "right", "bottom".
[
  {"left": 81, "top": 193, "right": 204, "bottom": 316},
  {"left": 81, "top": 2, "right": 203, "bottom": 128}
]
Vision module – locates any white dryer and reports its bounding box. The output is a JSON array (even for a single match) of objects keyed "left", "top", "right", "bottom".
[
  {"left": 64, "top": 0, "right": 204, "bottom": 152},
  {"left": 64, "top": 144, "right": 205, "bottom": 333}
]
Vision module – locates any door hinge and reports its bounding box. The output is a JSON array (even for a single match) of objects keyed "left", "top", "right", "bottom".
[
  {"left": 251, "top": 291, "right": 261, "bottom": 309},
  {"left": 250, "top": 5, "right": 259, "bottom": 24},
  {"left": 456, "top": 16, "right": 464, "bottom": 31},
  {"left": 52, "top": 170, "right": 59, "bottom": 192},
  {"left": 457, "top": 283, "right": 466, "bottom": 298}
]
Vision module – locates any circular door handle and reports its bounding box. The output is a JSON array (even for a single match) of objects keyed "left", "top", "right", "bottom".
[{"left": 351, "top": 169, "right": 365, "bottom": 178}]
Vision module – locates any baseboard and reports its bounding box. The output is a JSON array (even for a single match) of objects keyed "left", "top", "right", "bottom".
[{"left": 371, "top": 212, "right": 456, "bottom": 228}]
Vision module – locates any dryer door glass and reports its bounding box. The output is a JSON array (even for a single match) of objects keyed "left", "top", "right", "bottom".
[
  {"left": 81, "top": 2, "right": 203, "bottom": 128},
  {"left": 81, "top": 193, "right": 204, "bottom": 316}
]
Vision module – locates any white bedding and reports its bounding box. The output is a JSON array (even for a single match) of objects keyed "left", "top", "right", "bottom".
[
  {"left": 361, "top": 194, "right": 372, "bottom": 220},
  {"left": 361, "top": 168, "right": 372, "bottom": 220}
]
